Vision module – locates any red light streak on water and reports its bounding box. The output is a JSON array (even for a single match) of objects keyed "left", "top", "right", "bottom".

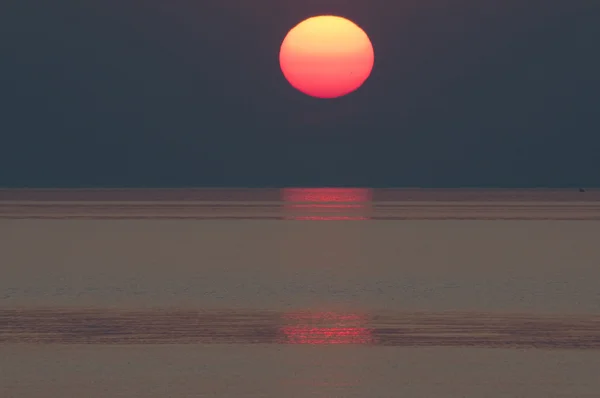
[
  {"left": 282, "top": 188, "right": 371, "bottom": 202},
  {"left": 281, "top": 188, "right": 372, "bottom": 220},
  {"left": 282, "top": 327, "right": 373, "bottom": 344},
  {"left": 280, "top": 311, "right": 373, "bottom": 345}
]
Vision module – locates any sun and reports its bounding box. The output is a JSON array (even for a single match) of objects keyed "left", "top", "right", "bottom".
[{"left": 279, "top": 15, "right": 375, "bottom": 99}]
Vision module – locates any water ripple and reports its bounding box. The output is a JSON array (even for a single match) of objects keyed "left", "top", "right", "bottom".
[{"left": 2, "top": 308, "right": 599, "bottom": 349}]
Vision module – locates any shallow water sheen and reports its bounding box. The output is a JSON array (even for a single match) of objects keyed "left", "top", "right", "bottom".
[{"left": 1, "top": 189, "right": 600, "bottom": 397}]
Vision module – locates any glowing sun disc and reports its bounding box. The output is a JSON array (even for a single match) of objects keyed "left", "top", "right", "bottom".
[{"left": 279, "top": 15, "right": 375, "bottom": 99}]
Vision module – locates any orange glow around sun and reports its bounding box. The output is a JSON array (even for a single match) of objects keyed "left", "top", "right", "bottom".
[{"left": 279, "top": 15, "right": 374, "bottom": 99}]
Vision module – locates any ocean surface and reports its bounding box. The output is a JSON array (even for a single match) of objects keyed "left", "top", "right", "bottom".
[{"left": 1, "top": 188, "right": 600, "bottom": 397}]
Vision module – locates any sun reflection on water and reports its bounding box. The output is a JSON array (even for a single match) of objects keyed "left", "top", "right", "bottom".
[
  {"left": 280, "top": 311, "right": 373, "bottom": 344},
  {"left": 282, "top": 188, "right": 372, "bottom": 220}
]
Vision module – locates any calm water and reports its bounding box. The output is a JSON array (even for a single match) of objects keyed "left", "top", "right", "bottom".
[{"left": 1, "top": 189, "right": 600, "bottom": 397}]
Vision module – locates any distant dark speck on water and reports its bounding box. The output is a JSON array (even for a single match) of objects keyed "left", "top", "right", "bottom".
[{"left": 579, "top": 188, "right": 586, "bottom": 192}]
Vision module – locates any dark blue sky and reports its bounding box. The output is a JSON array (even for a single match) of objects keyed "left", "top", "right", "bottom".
[{"left": 2, "top": 0, "right": 598, "bottom": 187}]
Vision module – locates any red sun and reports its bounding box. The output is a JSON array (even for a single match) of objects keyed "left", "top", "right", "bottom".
[{"left": 279, "top": 15, "right": 375, "bottom": 99}]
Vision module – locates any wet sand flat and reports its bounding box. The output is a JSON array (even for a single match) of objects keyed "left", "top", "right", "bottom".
[
  {"left": 2, "top": 189, "right": 600, "bottom": 397},
  {"left": 3, "top": 345, "right": 599, "bottom": 398},
  {"left": 2, "top": 201, "right": 600, "bottom": 220},
  {"left": 2, "top": 308, "right": 600, "bottom": 349},
  {"left": 2, "top": 188, "right": 600, "bottom": 220}
]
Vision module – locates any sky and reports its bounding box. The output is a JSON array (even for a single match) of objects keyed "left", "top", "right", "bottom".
[{"left": 1, "top": 0, "right": 598, "bottom": 188}]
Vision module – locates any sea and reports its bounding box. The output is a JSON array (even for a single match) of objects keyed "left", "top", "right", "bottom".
[{"left": 1, "top": 188, "right": 600, "bottom": 398}]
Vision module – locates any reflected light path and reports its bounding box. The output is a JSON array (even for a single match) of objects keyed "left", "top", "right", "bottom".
[
  {"left": 282, "top": 188, "right": 372, "bottom": 220},
  {"left": 280, "top": 311, "right": 373, "bottom": 344}
]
